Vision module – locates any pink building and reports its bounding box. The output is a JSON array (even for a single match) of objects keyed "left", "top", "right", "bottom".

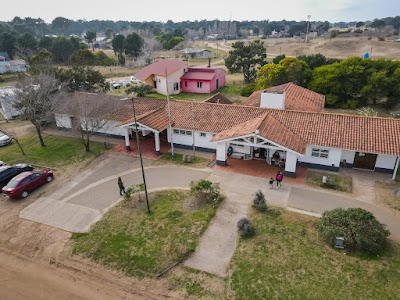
[{"left": 181, "top": 67, "right": 226, "bottom": 94}]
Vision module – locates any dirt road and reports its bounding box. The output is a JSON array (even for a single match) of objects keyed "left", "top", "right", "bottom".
[{"left": 0, "top": 154, "right": 181, "bottom": 300}]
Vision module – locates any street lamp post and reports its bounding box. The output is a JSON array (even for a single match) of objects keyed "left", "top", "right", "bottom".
[{"left": 121, "top": 96, "right": 151, "bottom": 214}]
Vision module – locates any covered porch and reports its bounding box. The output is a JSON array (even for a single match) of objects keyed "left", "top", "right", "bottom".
[{"left": 215, "top": 133, "right": 304, "bottom": 178}]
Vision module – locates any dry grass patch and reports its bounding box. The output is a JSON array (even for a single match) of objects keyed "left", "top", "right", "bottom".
[
  {"left": 376, "top": 181, "right": 400, "bottom": 212},
  {"left": 230, "top": 208, "right": 400, "bottom": 299},
  {"left": 71, "top": 190, "right": 221, "bottom": 277},
  {"left": 305, "top": 170, "right": 353, "bottom": 193}
]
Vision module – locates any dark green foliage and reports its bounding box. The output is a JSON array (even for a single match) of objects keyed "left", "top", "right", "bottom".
[
  {"left": 0, "top": 32, "right": 17, "bottom": 59},
  {"left": 252, "top": 190, "right": 267, "bottom": 212},
  {"left": 55, "top": 65, "right": 109, "bottom": 92},
  {"left": 16, "top": 33, "right": 37, "bottom": 53},
  {"left": 190, "top": 179, "right": 221, "bottom": 203},
  {"left": 237, "top": 218, "right": 255, "bottom": 237},
  {"left": 126, "top": 84, "right": 153, "bottom": 97},
  {"left": 225, "top": 40, "right": 267, "bottom": 83},
  {"left": 51, "top": 36, "right": 80, "bottom": 63},
  {"left": 124, "top": 33, "right": 144, "bottom": 57},
  {"left": 69, "top": 49, "right": 95, "bottom": 65},
  {"left": 84, "top": 30, "right": 96, "bottom": 48},
  {"left": 297, "top": 53, "right": 328, "bottom": 70},
  {"left": 318, "top": 208, "right": 390, "bottom": 255},
  {"left": 241, "top": 83, "right": 256, "bottom": 96},
  {"left": 111, "top": 34, "right": 125, "bottom": 55},
  {"left": 94, "top": 51, "right": 116, "bottom": 66},
  {"left": 156, "top": 32, "right": 184, "bottom": 50},
  {"left": 273, "top": 54, "right": 286, "bottom": 64}
]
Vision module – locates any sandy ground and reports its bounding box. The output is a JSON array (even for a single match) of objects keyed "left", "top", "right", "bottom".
[{"left": 0, "top": 153, "right": 181, "bottom": 300}]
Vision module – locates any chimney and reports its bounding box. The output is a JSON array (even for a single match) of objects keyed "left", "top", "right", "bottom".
[{"left": 260, "top": 91, "right": 285, "bottom": 109}]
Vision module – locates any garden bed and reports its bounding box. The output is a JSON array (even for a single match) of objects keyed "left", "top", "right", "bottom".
[{"left": 305, "top": 170, "right": 353, "bottom": 192}]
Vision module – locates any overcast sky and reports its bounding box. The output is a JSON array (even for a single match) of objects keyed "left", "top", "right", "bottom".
[{"left": 0, "top": 0, "right": 399, "bottom": 23}]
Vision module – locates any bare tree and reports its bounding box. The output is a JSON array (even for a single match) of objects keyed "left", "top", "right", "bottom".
[
  {"left": 59, "top": 93, "right": 120, "bottom": 152},
  {"left": 13, "top": 74, "right": 63, "bottom": 147},
  {"left": 0, "top": 123, "right": 25, "bottom": 155}
]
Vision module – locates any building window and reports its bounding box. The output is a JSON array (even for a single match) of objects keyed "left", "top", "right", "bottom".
[
  {"left": 200, "top": 132, "right": 206, "bottom": 137},
  {"left": 175, "top": 129, "right": 192, "bottom": 136},
  {"left": 173, "top": 129, "right": 179, "bottom": 134},
  {"left": 173, "top": 82, "right": 179, "bottom": 91},
  {"left": 197, "top": 81, "right": 203, "bottom": 88},
  {"left": 179, "top": 130, "right": 186, "bottom": 135},
  {"left": 185, "top": 81, "right": 188, "bottom": 87},
  {"left": 185, "top": 130, "right": 192, "bottom": 136},
  {"left": 311, "top": 148, "right": 329, "bottom": 158}
]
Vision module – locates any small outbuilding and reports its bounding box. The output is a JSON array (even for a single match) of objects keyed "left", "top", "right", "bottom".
[{"left": 181, "top": 67, "right": 226, "bottom": 94}]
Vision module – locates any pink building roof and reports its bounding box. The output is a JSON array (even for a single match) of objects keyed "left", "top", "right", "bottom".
[
  {"left": 134, "top": 60, "right": 188, "bottom": 81},
  {"left": 181, "top": 67, "right": 225, "bottom": 81}
]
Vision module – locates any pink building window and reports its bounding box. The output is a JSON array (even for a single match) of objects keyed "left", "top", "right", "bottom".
[{"left": 197, "top": 82, "right": 203, "bottom": 88}]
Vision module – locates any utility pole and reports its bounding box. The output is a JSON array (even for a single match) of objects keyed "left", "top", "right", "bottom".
[
  {"left": 120, "top": 96, "right": 150, "bottom": 214},
  {"left": 305, "top": 15, "right": 311, "bottom": 44},
  {"left": 165, "top": 69, "right": 174, "bottom": 157}
]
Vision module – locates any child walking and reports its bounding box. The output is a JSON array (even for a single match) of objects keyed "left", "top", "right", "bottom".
[{"left": 269, "top": 177, "right": 274, "bottom": 189}]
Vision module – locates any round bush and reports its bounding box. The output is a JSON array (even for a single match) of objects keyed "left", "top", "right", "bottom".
[
  {"left": 318, "top": 208, "right": 390, "bottom": 254},
  {"left": 252, "top": 190, "right": 267, "bottom": 212},
  {"left": 237, "top": 218, "right": 255, "bottom": 237}
]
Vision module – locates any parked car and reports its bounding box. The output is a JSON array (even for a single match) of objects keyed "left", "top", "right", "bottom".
[
  {"left": 0, "top": 164, "right": 33, "bottom": 188},
  {"left": 130, "top": 76, "right": 142, "bottom": 85},
  {"left": 119, "top": 80, "right": 131, "bottom": 88},
  {"left": 0, "top": 131, "right": 11, "bottom": 147},
  {"left": 109, "top": 81, "right": 121, "bottom": 89},
  {"left": 2, "top": 169, "right": 53, "bottom": 198}
]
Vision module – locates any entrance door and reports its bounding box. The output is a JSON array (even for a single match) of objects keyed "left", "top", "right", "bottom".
[
  {"left": 216, "top": 79, "right": 219, "bottom": 89},
  {"left": 353, "top": 152, "right": 377, "bottom": 170}
]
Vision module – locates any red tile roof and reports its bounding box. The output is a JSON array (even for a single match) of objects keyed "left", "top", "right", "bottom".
[
  {"left": 58, "top": 93, "right": 400, "bottom": 157},
  {"left": 181, "top": 67, "right": 224, "bottom": 81},
  {"left": 203, "top": 93, "right": 233, "bottom": 104},
  {"left": 243, "top": 82, "right": 325, "bottom": 112},
  {"left": 134, "top": 60, "right": 188, "bottom": 81}
]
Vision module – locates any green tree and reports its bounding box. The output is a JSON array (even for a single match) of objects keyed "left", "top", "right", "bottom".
[
  {"left": 297, "top": 53, "right": 328, "bottom": 70},
  {"left": 56, "top": 65, "right": 109, "bottom": 92},
  {"left": 279, "top": 57, "right": 311, "bottom": 87},
  {"left": 126, "top": 84, "right": 153, "bottom": 97},
  {"left": 252, "top": 190, "right": 267, "bottom": 212},
  {"left": 51, "top": 37, "right": 80, "bottom": 63},
  {"left": 255, "top": 64, "right": 287, "bottom": 89},
  {"left": 51, "top": 17, "right": 73, "bottom": 35},
  {"left": 111, "top": 34, "right": 125, "bottom": 55},
  {"left": 318, "top": 208, "right": 390, "bottom": 255},
  {"left": 156, "top": 32, "right": 184, "bottom": 50},
  {"left": 84, "top": 31, "right": 96, "bottom": 50},
  {"left": 38, "top": 36, "right": 53, "bottom": 51},
  {"left": 0, "top": 32, "right": 17, "bottom": 59},
  {"left": 69, "top": 48, "right": 96, "bottom": 66},
  {"left": 225, "top": 40, "right": 267, "bottom": 83},
  {"left": 124, "top": 32, "right": 144, "bottom": 58},
  {"left": 272, "top": 54, "right": 286, "bottom": 64},
  {"left": 16, "top": 33, "right": 37, "bottom": 53},
  {"left": 26, "top": 50, "right": 54, "bottom": 75},
  {"left": 94, "top": 51, "right": 117, "bottom": 66}
]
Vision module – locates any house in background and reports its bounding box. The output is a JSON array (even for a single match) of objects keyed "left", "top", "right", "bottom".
[
  {"left": 181, "top": 67, "right": 226, "bottom": 94},
  {"left": 0, "top": 52, "right": 10, "bottom": 61},
  {"left": 134, "top": 60, "right": 189, "bottom": 96},
  {"left": 0, "top": 87, "right": 20, "bottom": 120},
  {"left": 181, "top": 48, "right": 211, "bottom": 60},
  {"left": 0, "top": 59, "right": 27, "bottom": 75}
]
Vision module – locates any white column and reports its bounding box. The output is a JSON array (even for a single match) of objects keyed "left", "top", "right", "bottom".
[
  {"left": 216, "top": 142, "right": 228, "bottom": 166},
  {"left": 154, "top": 131, "right": 161, "bottom": 155},
  {"left": 124, "top": 127, "right": 131, "bottom": 151},
  {"left": 285, "top": 152, "right": 298, "bottom": 178},
  {"left": 392, "top": 156, "right": 400, "bottom": 180}
]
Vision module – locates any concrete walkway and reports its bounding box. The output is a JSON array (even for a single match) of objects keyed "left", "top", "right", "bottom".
[{"left": 20, "top": 155, "right": 211, "bottom": 232}]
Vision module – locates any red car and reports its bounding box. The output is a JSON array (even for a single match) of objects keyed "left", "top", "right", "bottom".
[{"left": 2, "top": 170, "right": 54, "bottom": 198}]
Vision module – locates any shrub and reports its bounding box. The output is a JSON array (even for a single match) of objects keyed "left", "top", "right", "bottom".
[
  {"left": 241, "top": 83, "right": 256, "bottom": 96},
  {"left": 94, "top": 51, "right": 117, "bottom": 66},
  {"left": 318, "top": 208, "right": 390, "bottom": 255},
  {"left": 273, "top": 54, "right": 286, "bottom": 64},
  {"left": 190, "top": 179, "right": 221, "bottom": 203},
  {"left": 252, "top": 190, "right": 267, "bottom": 211},
  {"left": 237, "top": 218, "right": 255, "bottom": 237}
]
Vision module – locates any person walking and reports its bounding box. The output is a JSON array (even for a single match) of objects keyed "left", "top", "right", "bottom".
[
  {"left": 118, "top": 177, "right": 126, "bottom": 195},
  {"left": 276, "top": 172, "right": 283, "bottom": 188},
  {"left": 269, "top": 177, "right": 275, "bottom": 189}
]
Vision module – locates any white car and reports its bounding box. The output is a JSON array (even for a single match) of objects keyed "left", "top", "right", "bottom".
[
  {"left": 119, "top": 80, "right": 131, "bottom": 88},
  {"left": 0, "top": 132, "right": 11, "bottom": 147},
  {"left": 130, "top": 76, "right": 142, "bottom": 85},
  {"left": 109, "top": 81, "right": 121, "bottom": 89}
]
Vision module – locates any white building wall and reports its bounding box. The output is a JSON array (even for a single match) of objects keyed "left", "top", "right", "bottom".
[
  {"left": 260, "top": 92, "right": 285, "bottom": 109},
  {"left": 375, "top": 154, "right": 397, "bottom": 170},
  {"left": 298, "top": 145, "right": 342, "bottom": 168},
  {"left": 168, "top": 128, "right": 217, "bottom": 150},
  {"left": 55, "top": 113, "right": 72, "bottom": 128},
  {"left": 157, "top": 69, "right": 186, "bottom": 95},
  {"left": 97, "top": 120, "right": 126, "bottom": 136},
  {"left": 341, "top": 150, "right": 356, "bottom": 164}
]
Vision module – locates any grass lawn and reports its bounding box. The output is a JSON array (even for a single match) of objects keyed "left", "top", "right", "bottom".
[
  {"left": 0, "top": 73, "right": 19, "bottom": 87},
  {"left": 71, "top": 190, "right": 221, "bottom": 277},
  {"left": 155, "top": 152, "right": 211, "bottom": 168},
  {"left": 0, "top": 134, "right": 105, "bottom": 168},
  {"left": 230, "top": 209, "right": 400, "bottom": 299},
  {"left": 305, "top": 170, "right": 353, "bottom": 193}
]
